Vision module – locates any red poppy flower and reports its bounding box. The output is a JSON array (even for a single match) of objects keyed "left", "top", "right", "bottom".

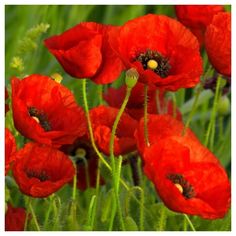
[
  {"left": 11, "top": 74, "right": 87, "bottom": 148},
  {"left": 12, "top": 142, "right": 75, "bottom": 198},
  {"left": 44, "top": 22, "right": 123, "bottom": 84},
  {"left": 89, "top": 105, "right": 138, "bottom": 156},
  {"left": 5, "top": 128, "right": 17, "bottom": 175},
  {"left": 205, "top": 12, "right": 231, "bottom": 76},
  {"left": 109, "top": 14, "right": 203, "bottom": 90},
  {"left": 5, "top": 87, "right": 9, "bottom": 114},
  {"left": 5, "top": 204, "right": 27, "bottom": 231},
  {"left": 103, "top": 82, "right": 182, "bottom": 121},
  {"left": 143, "top": 138, "right": 230, "bottom": 219},
  {"left": 61, "top": 137, "right": 105, "bottom": 190},
  {"left": 175, "top": 5, "right": 224, "bottom": 46}
]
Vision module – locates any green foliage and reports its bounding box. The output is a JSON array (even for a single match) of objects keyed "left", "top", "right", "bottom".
[
  {"left": 10, "top": 56, "right": 24, "bottom": 73},
  {"left": 17, "top": 23, "right": 50, "bottom": 55}
]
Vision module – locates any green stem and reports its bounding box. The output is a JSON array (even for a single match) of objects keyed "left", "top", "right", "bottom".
[
  {"left": 144, "top": 85, "right": 150, "bottom": 146},
  {"left": 70, "top": 161, "right": 77, "bottom": 229},
  {"left": 24, "top": 197, "right": 30, "bottom": 230},
  {"left": 28, "top": 198, "right": 40, "bottom": 231},
  {"left": 87, "top": 195, "right": 96, "bottom": 228},
  {"left": 90, "top": 159, "right": 101, "bottom": 229},
  {"left": 81, "top": 79, "right": 152, "bottom": 220},
  {"left": 109, "top": 86, "right": 132, "bottom": 157},
  {"left": 43, "top": 196, "right": 53, "bottom": 229},
  {"left": 204, "top": 76, "right": 222, "bottom": 148},
  {"left": 184, "top": 214, "right": 196, "bottom": 231},
  {"left": 52, "top": 196, "right": 61, "bottom": 230},
  {"left": 108, "top": 195, "right": 117, "bottom": 231},
  {"left": 82, "top": 79, "right": 111, "bottom": 171},
  {"left": 183, "top": 215, "right": 188, "bottom": 231},
  {"left": 134, "top": 187, "right": 144, "bottom": 231},
  {"left": 72, "top": 165, "right": 77, "bottom": 201},
  {"left": 109, "top": 87, "right": 132, "bottom": 231}
]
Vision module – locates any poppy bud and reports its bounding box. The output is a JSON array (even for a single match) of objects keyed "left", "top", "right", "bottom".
[
  {"left": 217, "top": 95, "right": 230, "bottom": 116},
  {"left": 125, "top": 68, "right": 139, "bottom": 89},
  {"left": 50, "top": 73, "right": 63, "bottom": 83}
]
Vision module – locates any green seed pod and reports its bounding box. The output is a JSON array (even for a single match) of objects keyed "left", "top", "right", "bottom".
[
  {"left": 124, "top": 216, "right": 139, "bottom": 231},
  {"left": 50, "top": 73, "right": 63, "bottom": 83},
  {"left": 217, "top": 95, "right": 230, "bottom": 116},
  {"left": 125, "top": 68, "right": 139, "bottom": 89}
]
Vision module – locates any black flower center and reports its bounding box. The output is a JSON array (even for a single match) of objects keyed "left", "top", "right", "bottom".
[
  {"left": 28, "top": 107, "right": 51, "bottom": 131},
  {"left": 167, "top": 173, "right": 195, "bottom": 199},
  {"left": 136, "top": 49, "right": 171, "bottom": 78},
  {"left": 26, "top": 169, "right": 50, "bottom": 182}
]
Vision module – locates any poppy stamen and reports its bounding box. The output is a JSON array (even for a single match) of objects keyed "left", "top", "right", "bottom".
[
  {"left": 26, "top": 169, "right": 50, "bottom": 182},
  {"left": 147, "top": 59, "right": 158, "bottom": 70},
  {"left": 136, "top": 49, "right": 171, "bottom": 78},
  {"left": 28, "top": 107, "right": 51, "bottom": 131},
  {"left": 167, "top": 173, "right": 195, "bottom": 199}
]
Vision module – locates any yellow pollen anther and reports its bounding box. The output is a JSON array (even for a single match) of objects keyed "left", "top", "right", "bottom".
[
  {"left": 175, "top": 183, "right": 183, "bottom": 194},
  {"left": 147, "top": 59, "right": 158, "bottom": 70},
  {"left": 75, "top": 148, "right": 86, "bottom": 158},
  {"left": 32, "top": 116, "right": 40, "bottom": 123}
]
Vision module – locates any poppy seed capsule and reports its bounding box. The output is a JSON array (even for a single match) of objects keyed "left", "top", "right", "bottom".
[
  {"left": 125, "top": 68, "right": 139, "bottom": 89},
  {"left": 75, "top": 148, "right": 86, "bottom": 158},
  {"left": 147, "top": 59, "right": 158, "bottom": 70},
  {"left": 217, "top": 95, "right": 230, "bottom": 116}
]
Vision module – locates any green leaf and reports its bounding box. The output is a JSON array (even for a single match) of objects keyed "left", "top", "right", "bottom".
[{"left": 124, "top": 216, "right": 139, "bottom": 231}]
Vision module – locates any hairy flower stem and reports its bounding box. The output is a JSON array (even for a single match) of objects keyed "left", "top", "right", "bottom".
[
  {"left": 90, "top": 159, "right": 101, "bottom": 229},
  {"left": 109, "top": 86, "right": 132, "bottom": 230},
  {"left": 144, "top": 85, "right": 150, "bottom": 146},
  {"left": 43, "top": 195, "right": 54, "bottom": 229},
  {"left": 82, "top": 79, "right": 111, "bottom": 171},
  {"left": 27, "top": 197, "right": 40, "bottom": 231},
  {"left": 81, "top": 79, "right": 152, "bottom": 220},
  {"left": 184, "top": 214, "right": 196, "bottom": 231},
  {"left": 69, "top": 161, "right": 77, "bottom": 228},
  {"left": 204, "top": 76, "right": 222, "bottom": 148}
]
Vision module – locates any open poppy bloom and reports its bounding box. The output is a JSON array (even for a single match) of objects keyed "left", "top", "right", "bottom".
[
  {"left": 205, "top": 12, "right": 231, "bottom": 77},
  {"left": 44, "top": 22, "right": 123, "bottom": 84},
  {"left": 5, "top": 204, "right": 27, "bottom": 231},
  {"left": 61, "top": 137, "right": 105, "bottom": 190},
  {"left": 89, "top": 105, "right": 138, "bottom": 156},
  {"left": 175, "top": 5, "right": 224, "bottom": 46},
  {"left": 109, "top": 14, "right": 203, "bottom": 90},
  {"left": 135, "top": 114, "right": 230, "bottom": 219},
  {"left": 11, "top": 74, "right": 87, "bottom": 148},
  {"left": 143, "top": 138, "right": 230, "bottom": 219},
  {"left": 103, "top": 82, "right": 182, "bottom": 121},
  {"left": 12, "top": 142, "right": 75, "bottom": 198},
  {"left": 5, "top": 128, "right": 17, "bottom": 175}
]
